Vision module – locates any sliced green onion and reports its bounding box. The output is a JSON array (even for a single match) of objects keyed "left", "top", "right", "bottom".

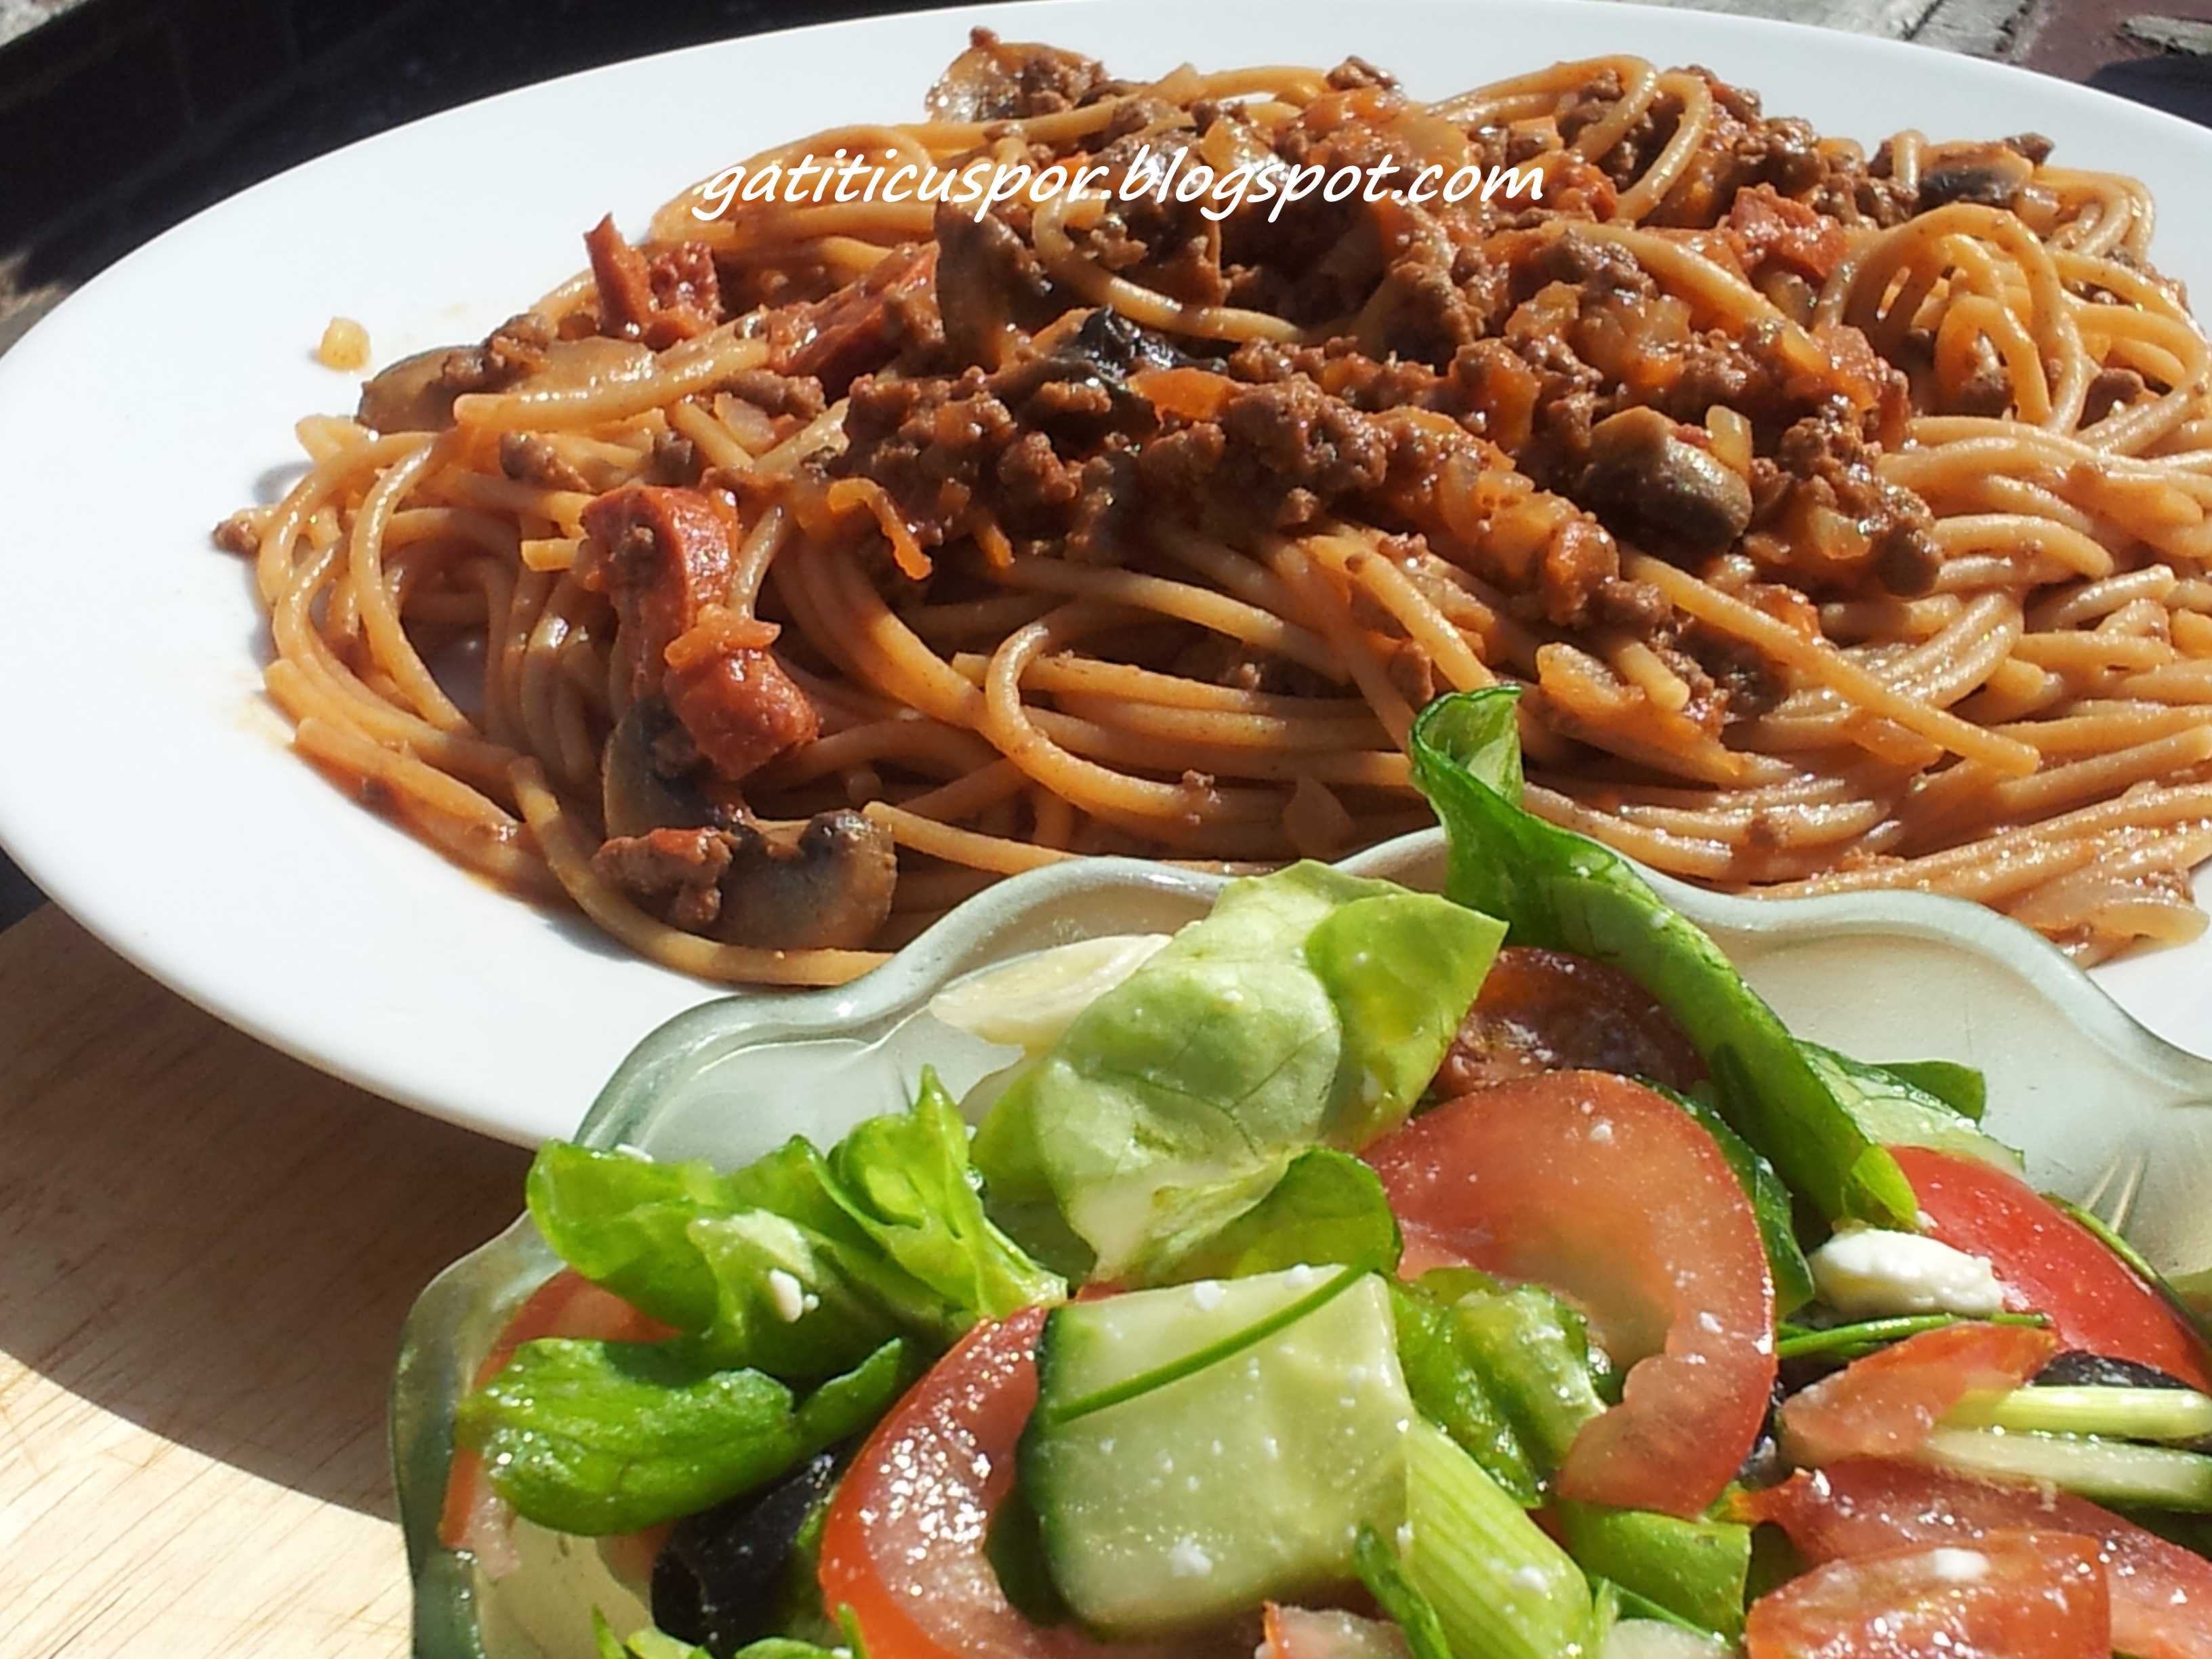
[
  {"left": 1040, "top": 1264, "right": 1362, "bottom": 1425},
  {"left": 1400, "top": 1418, "right": 1596, "bottom": 1659},
  {"left": 1774, "top": 1311, "right": 2047, "bottom": 1363},
  {"left": 1921, "top": 1427, "right": 2212, "bottom": 1512},
  {"left": 1944, "top": 1385, "right": 2212, "bottom": 1444}
]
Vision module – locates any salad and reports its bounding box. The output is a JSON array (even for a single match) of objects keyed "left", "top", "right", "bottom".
[{"left": 438, "top": 688, "right": 2212, "bottom": 1659}]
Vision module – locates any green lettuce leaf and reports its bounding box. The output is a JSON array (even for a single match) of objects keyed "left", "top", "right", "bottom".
[
  {"left": 973, "top": 862, "right": 1502, "bottom": 1277},
  {"left": 457, "top": 1336, "right": 909, "bottom": 1536},
  {"left": 1406, "top": 688, "right": 1918, "bottom": 1229},
  {"left": 527, "top": 1073, "right": 1063, "bottom": 1381},
  {"left": 1138, "top": 1148, "right": 1404, "bottom": 1286},
  {"left": 823, "top": 1068, "right": 1065, "bottom": 1332},
  {"left": 527, "top": 1144, "right": 734, "bottom": 1332}
]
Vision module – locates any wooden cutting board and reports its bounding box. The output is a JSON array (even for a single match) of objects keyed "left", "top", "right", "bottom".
[{"left": 0, "top": 905, "right": 531, "bottom": 1658}]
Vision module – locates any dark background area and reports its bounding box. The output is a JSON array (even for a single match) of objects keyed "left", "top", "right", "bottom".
[{"left": 0, "top": 0, "right": 2207, "bottom": 935}]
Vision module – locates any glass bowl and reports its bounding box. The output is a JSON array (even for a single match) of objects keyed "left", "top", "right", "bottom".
[{"left": 392, "top": 828, "right": 2212, "bottom": 1658}]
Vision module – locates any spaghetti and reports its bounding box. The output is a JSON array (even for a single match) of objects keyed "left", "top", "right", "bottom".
[{"left": 223, "top": 33, "right": 2212, "bottom": 982}]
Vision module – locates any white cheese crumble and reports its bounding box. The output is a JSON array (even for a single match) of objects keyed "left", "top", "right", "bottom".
[
  {"left": 764, "top": 1268, "right": 808, "bottom": 1323},
  {"left": 1807, "top": 1226, "right": 2006, "bottom": 1319},
  {"left": 1189, "top": 1279, "right": 1227, "bottom": 1311},
  {"left": 1926, "top": 1547, "right": 1990, "bottom": 1584},
  {"left": 1167, "top": 1538, "right": 1214, "bottom": 1578}
]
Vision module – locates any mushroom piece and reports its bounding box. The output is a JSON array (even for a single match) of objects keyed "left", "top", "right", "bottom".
[
  {"left": 1578, "top": 406, "right": 1755, "bottom": 560},
  {"left": 601, "top": 700, "right": 718, "bottom": 841},
  {"left": 354, "top": 347, "right": 462, "bottom": 434},
  {"left": 712, "top": 810, "right": 898, "bottom": 951},
  {"left": 1917, "top": 142, "right": 2037, "bottom": 212}
]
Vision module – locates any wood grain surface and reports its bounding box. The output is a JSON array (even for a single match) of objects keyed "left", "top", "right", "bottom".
[{"left": 0, "top": 906, "right": 529, "bottom": 1658}]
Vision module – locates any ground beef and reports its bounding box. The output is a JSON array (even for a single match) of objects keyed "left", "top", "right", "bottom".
[
  {"left": 1325, "top": 55, "right": 1398, "bottom": 91},
  {"left": 593, "top": 827, "right": 733, "bottom": 930},
  {"left": 2082, "top": 365, "right": 2147, "bottom": 426},
  {"left": 723, "top": 369, "right": 827, "bottom": 421},
  {"left": 925, "top": 29, "right": 1109, "bottom": 121},
  {"left": 498, "top": 432, "right": 590, "bottom": 492},
  {"left": 354, "top": 312, "right": 553, "bottom": 432},
  {"left": 650, "top": 431, "right": 703, "bottom": 485},
  {"left": 1744, "top": 408, "right": 1941, "bottom": 596}
]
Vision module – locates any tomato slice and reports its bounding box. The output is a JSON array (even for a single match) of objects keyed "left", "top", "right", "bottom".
[
  {"left": 1363, "top": 1070, "right": 1775, "bottom": 1516},
  {"left": 438, "top": 1269, "right": 675, "bottom": 1570},
  {"left": 1430, "top": 947, "right": 1705, "bottom": 1098},
  {"left": 1261, "top": 1606, "right": 1410, "bottom": 1659},
  {"left": 1893, "top": 1147, "right": 2212, "bottom": 1391},
  {"left": 1744, "top": 1530, "right": 2108, "bottom": 1659},
  {"left": 819, "top": 1307, "right": 1214, "bottom": 1659},
  {"left": 1738, "top": 1460, "right": 2212, "bottom": 1659},
  {"left": 1778, "top": 1322, "right": 2057, "bottom": 1467}
]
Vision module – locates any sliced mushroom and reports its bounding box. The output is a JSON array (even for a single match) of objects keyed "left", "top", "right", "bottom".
[
  {"left": 1917, "top": 142, "right": 2036, "bottom": 212},
  {"left": 355, "top": 348, "right": 462, "bottom": 434},
  {"left": 601, "top": 699, "right": 718, "bottom": 840},
  {"left": 713, "top": 811, "right": 897, "bottom": 951},
  {"left": 1578, "top": 406, "right": 1754, "bottom": 559},
  {"left": 354, "top": 322, "right": 641, "bottom": 434}
]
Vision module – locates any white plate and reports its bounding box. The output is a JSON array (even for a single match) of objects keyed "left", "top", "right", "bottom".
[{"left": 3, "top": 0, "right": 2209, "bottom": 1145}]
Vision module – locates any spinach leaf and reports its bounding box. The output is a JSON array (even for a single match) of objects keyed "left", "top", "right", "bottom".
[
  {"left": 1406, "top": 689, "right": 1918, "bottom": 1228},
  {"left": 1659, "top": 1084, "right": 1815, "bottom": 1317},
  {"left": 459, "top": 1336, "right": 909, "bottom": 1536}
]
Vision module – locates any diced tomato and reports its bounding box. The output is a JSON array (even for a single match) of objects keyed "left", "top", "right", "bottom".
[
  {"left": 1778, "top": 1322, "right": 2057, "bottom": 1466},
  {"left": 1262, "top": 1606, "right": 1410, "bottom": 1659},
  {"left": 1724, "top": 184, "right": 1849, "bottom": 283},
  {"left": 1893, "top": 1147, "right": 2212, "bottom": 1391},
  {"left": 817, "top": 1308, "right": 1206, "bottom": 1659},
  {"left": 1745, "top": 1530, "right": 2107, "bottom": 1659},
  {"left": 1430, "top": 947, "right": 1705, "bottom": 1098},
  {"left": 438, "top": 1269, "right": 675, "bottom": 1572},
  {"left": 1738, "top": 1460, "right": 2212, "bottom": 1659},
  {"left": 1363, "top": 1070, "right": 1775, "bottom": 1517}
]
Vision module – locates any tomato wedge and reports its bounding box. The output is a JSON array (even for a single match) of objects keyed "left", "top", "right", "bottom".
[
  {"left": 1738, "top": 1460, "right": 2212, "bottom": 1659},
  {"left": 1744, "top": 1530, "right": 2108, "bottom": 1659},
  {"left": 439, "top": 1269, "right": 675, "bottom": 1571},
  {"left": 1894, "top": 1147, "right": 2212, "bottom": 1391},
  {"left": 818, "top": 1307, "right": 1212, "bottom": 1659},
  {"left": 1363, "top": 1070, "right": 1775, "bottom": 1517},
  {"left": 1778, "top": 1322, "right": 2057, "bottom": 1467}
]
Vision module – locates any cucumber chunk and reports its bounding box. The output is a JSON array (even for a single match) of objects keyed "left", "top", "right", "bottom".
[{"left": 1023, "top": 1267, "right": 1414, "bottom": 1636}]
